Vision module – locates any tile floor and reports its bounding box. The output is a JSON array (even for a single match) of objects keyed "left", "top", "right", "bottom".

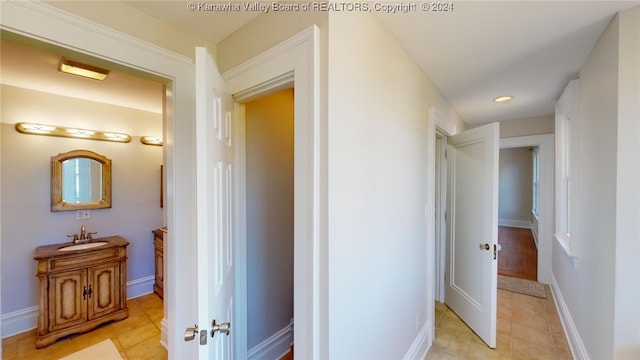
[
  {"left": 3, "top": 288, "right": 570, "bottom": 360},
  {"left": 2, "top": 293, "right": 167, "bottom": 360},
  {"left": 426, "top": 285, "right": 572, "bottom": 360}
]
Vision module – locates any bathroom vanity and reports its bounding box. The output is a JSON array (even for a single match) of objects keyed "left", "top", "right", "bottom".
[
  {"left": 33, "top": 236, "right": 129, "bottom": 348},
  {"left": 152, "top": 228, "right": 165, "bottom": 299}
]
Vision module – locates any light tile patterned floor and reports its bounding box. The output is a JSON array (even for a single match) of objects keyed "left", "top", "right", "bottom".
[
  {"left": 4, "top": 289, "right": 570, "bottom": 359},
  {"left": 2, "top": 294, "right": 167, "bottom": 360},
  {"left": 427, "top": 286, "right": 572, "bottom": 360}
]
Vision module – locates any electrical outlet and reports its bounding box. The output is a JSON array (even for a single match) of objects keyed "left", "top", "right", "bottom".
[{"left": 76, "top": 210, "right": 91, "bottom": 220}]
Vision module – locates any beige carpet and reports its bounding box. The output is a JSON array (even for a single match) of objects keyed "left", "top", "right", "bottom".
[
  {"left": 59, "top": 339, "right": 122, "bottom": 360},
  {"left": 498, "top": 275, "right": 547, "bottom": 299}
]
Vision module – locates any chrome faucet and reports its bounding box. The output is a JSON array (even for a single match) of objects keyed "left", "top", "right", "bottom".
[{"left": 80, "top": 226, "right": 86, "bottom": 240}]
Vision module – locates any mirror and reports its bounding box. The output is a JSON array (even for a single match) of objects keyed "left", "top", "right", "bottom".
[{"left": 51, "top": 150, "right": 111, "bottom": 211}]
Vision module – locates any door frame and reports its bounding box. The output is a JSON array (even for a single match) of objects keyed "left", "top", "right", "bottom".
[
  {"left": 0, "top": 2, "right": 197, "bottom": 357},
  {"left": 500, "top": 134, "right": 554, "bottom": 283},
  {"left": 434, "top": 130, "right": 448, "bottom": 303},
  {"left": 426, "top": 106, "right": 457, "bottom": 342},
  {"left": 222, "top": 26, "right": 325, "bottom": 359},
  {"left": 431, "top": 130, "right": 555, "bottom": 298}
]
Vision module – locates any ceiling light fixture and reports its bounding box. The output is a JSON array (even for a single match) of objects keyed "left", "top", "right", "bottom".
[
  {"left": 493, "top": 96, "right": 513, "bottom": 103},
  {"left": 16, "top": 122, "right": 130, "bottom": 143},
  {"left": 140, "top": 136, "right": 163, "bottom": 146},
  {"left": 59, "top": 57, "right": 110, "bottom": 80}
]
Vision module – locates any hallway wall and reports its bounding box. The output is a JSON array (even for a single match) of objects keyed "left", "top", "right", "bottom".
[
  {"left": 552, "top": 6, "right": 640, "bottom": 358},
  {"left": 326, "top": 12, "right": 461, "bottom": 358},
  {"left": 245, "top": 89, "right": 294, "bottom": 353}
]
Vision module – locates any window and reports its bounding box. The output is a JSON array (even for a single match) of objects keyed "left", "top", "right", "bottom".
[
  {"left": 555, "top": 79, "right": 579, "bottom": 257},
  {"left": 532, "top": 147, "right": 540, "bottom": 218}
]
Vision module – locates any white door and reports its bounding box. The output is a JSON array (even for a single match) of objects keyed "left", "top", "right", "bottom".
[
  {"left": 194, "top": 47, "right": 235, "bottom": 358},
  {"left": 445, "top": 122, "right": 499, "bottom": 348}
]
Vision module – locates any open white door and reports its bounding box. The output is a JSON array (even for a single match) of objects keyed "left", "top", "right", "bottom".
[
  {"left": 193, "top": 47, "right": 235, "bottom": 358},
  {"left": 445, "top": 122, "right": 499, "bottom": 348}
]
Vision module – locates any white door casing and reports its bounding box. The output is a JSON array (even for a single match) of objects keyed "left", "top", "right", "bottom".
[
  {"left": 195, "top": 47, "right": 235, "bottom": 358},
  {"left": 0, "top": 2, "right": 198, "bottom": 357},
  {"left": 223, "top": 26, "right": 324, "bottom": 359},
  {"left": 445, "top": 122, "right": 499, "bottom": 348}
]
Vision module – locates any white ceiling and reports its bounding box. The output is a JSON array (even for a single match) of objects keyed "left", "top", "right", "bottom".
[
  {"left": 3, "top": 1, "right": 638, "bottom": 125},
  {"left": 125, "top": 0, "right": 637, "bottom": 125},
  {"left": 374, "top": 1, "right": 638, "bottom": 124}
]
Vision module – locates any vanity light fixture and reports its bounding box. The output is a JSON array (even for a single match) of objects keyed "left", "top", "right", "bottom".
[
  {"left": 66, "top": 128, "right": 95, "bottom": 137},
  {"left": 15, "top": 122, "right": 131, "bottom": 143},
  {"left": 140, "top": 136, "right": 163, "bottom": 146},
  {"left": 59, "top": 57, "right": 110, "bottom": 81},
  {"left": 16, "top": 123, "right": 56, "bottom": 134},
  {"left": 493, "top": 95, "right": 513, "bottom": 103},
  {"left": 104, "top": 132, "right": 130, "bottom": 141}
]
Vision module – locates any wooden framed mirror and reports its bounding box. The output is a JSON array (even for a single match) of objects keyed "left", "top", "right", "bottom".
[{"left": 51, "top": 149, "right": 112, "bottom": 212}]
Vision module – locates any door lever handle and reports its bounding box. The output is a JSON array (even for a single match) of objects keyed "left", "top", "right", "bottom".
[
  {"left": 210, "top": 320, "right": 231, "bottom": 337},
  {"left": 184, "top": 325, "right": 198, "bottom": 342},
  {"left": 493, "top": 244, "right": 502, "bottom": 260},
  {"left": 480, "top": 243, "right": 490, "bottom": 250}
]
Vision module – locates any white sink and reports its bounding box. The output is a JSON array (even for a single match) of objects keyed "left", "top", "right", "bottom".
[{"left": 59, "top": 241, "right": 108, "bottom": 251}]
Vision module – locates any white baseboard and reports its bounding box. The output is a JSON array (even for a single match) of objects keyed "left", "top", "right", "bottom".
[
  {"left": 550, "top": 274, "right": 588, "bottom": 360},
  {"left": 126, "top": 275, "right": 155, "bottom": 299},
  {"left": 498, "top": 219, "right": 532, "bottom": 229},
  {"left": 0, "top": 306, "right": 38, "bottom": 339},
  {"left": 1, "top": 276, "right": 156, "bottom": 339},
  {"left": 160, "top": 317, "right": 168, "bottom": 350},
  {"left": 248, "top": 319, "right": 294, "bottom": 360},
  {"left": 531, "top": 224, "right": 539, "bottom": 247},
  {"left": 404, "top": 320, "right": 432, "bottom": 360}
]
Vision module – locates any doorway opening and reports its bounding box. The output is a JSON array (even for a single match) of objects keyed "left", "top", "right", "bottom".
[
  {"left": 243, "top": 88, "right": 295, "bottom": 359},
  {"left": 497, "top": 147, "right": 538, "bottom": 281},
  {"left": 0, "top": 30, "right": 168, "bottom": 356}
]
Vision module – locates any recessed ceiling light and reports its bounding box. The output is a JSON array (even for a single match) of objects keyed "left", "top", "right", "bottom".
[{"left": 494, "top": 96, "right": 513, "bottom": 103}]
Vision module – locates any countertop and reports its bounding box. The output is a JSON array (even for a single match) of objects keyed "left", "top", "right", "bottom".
[{"left": 34, "top": 235, "right": 129, "bottom": 260}]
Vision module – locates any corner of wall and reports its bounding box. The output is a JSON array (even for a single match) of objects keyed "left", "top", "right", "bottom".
[{"left": 403, "top": 320, "right": 432, "bottom": 360}]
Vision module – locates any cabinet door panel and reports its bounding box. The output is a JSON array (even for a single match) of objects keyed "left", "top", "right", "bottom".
[
  {"left": 88, "top": 262, "right": 120, "bottom": 319},
  {"left": 50, "top": 270, "right": 86, "bottom": 331},
  {"left": 154, "top": 236, "right": 164, "bottom": 298}
]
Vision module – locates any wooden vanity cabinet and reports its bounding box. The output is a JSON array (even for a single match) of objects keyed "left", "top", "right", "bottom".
[
  {"left": 34, "top": 236, "right": 129, "bottom": 348},
  {"left": 152, "top": 228, "right": 165, "bottom": 299}
]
